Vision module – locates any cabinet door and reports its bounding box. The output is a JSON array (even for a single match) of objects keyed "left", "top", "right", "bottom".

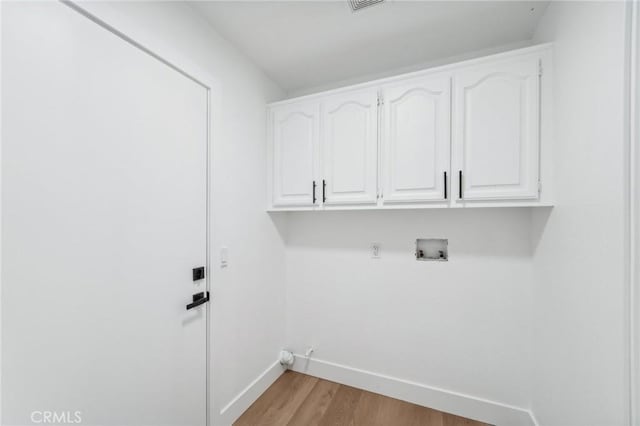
[
  {"left": 271, "top": 102, "right": 319, "bottom": 207},
  {"left": 381, "top": 76, "right": 450, "bottom": 203},
  {"left": 453, "top": 54, "right": 540, "bottom": 201},
  {"left": 322, "top": 89, "right": 378, "bottom": 205}
]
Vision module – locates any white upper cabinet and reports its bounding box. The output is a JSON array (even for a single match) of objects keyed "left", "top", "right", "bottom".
[
  {"left": 270, "top": 102, "right": 319, "bottom": 207},
  {"left": 452, "top": 53, "right": 540, "bottom": 201},
  {"left": 267, "top": 45, "right": 551, "bottom": 211},
  {"left": 322, "top": 89, "right": 378, "bottom": 205},
  {"left": 381, "top": 75, "right": 451, "bottom": 203}
]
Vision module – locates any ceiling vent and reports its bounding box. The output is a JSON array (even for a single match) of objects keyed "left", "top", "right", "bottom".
[{"left": 348, "top": 0, "right": 385, "bottom": 12}]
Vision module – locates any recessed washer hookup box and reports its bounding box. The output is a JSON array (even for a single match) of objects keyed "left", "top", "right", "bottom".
[{"left": 415, "top": 239, "right": 448, "bottom": 261}]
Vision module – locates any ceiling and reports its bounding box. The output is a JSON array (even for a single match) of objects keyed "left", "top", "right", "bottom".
[{"left": 190, "top": 1, "right": 549, "bottom": 94}]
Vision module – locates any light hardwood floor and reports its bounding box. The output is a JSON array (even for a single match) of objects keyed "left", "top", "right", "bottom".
[{"left": 234, "top": 371, "right": 490, "bottom": 426}]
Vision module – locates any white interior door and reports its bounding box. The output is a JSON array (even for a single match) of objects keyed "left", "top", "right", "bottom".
[
  {"left": 453, "top": 54, "right": 540, "bottom": 201},
  {"left": 271, "top": 102, "right": 319, "bottom": 207},
  {"left": 381, "top": 76, "right": 450, "bottom": 203},
  {"left": 322, "top": 89, "right": 378, "bottom": 205},
  {"left": 2, "top": 3, "right": 208, "bottom": 426}
]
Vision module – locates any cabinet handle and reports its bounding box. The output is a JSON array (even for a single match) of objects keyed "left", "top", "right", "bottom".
[
  {"left": 322, "top": 179, "right": 326, "bottom": 203},
  {"left": 444, "top": 171, "right": 448, "bottom": 199},
  {"left": 312, "top": 181, "right": 317, "bottom": 204},
  {"left": 458, "top": 170, "right": 463, "bottom": 199}
]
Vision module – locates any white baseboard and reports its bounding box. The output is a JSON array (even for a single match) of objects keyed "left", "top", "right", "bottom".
[
  {"left": 217, "top": 360, "right": 285, "bottom": 426},
  {"left": 291, "top": 354, "right": 537, "bottom": 426}
]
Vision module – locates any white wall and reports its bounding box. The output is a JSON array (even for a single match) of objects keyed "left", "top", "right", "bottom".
[
  {"left": 288, "top": 40, "right": 535, "bottom": 98},
  {"left": 530, "top": 2, "right": 629, "bottom": 425},
  {"left": 75, "top": 2, "right": 288, "bottom": 424},
  {"left": 284, "top": 208, "right": 534, "bottom": 409}
]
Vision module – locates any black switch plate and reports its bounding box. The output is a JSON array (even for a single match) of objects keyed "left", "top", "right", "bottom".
[{"left": 192, "top": 267, "right": 205, "bottom": 281}]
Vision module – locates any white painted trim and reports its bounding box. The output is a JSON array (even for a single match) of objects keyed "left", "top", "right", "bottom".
[
  {"left": 267, "top": 203, "right": 554, "bottom": 213},
  {"left": 628, "top": 1, "right": 640, "bottom": 425},
  {"left": 529, "top": 411, "right": 540, "bottom": 426},
  {"left": 54, "top": 2, "right": 220, "bottom": 425},
  {"left": 291, "top": 355, "right": 536, "bottom": 426},
  {"left": 0, "top": 1, "right": 4, "bottom": 422},
  {"left": 217, "top": 361, "right": 286, "bottom": 426},
  {"left": 269, "top": 43, "right": 553, "bottom": 108}
]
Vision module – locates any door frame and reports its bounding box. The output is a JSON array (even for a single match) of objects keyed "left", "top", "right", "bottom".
[
  {"left": 16, "top": 1, "right": 218, "bottom": 424},
  {"left": 627, "top": 1, "right": 639, "bottom": 425}
]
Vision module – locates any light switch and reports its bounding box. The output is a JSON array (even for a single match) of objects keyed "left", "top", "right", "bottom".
[
  {"left": 371, "top": 243, "right": 380, "bottom": 259},
  {"left": 220, "top": 246, "right": 228, "bottom": 268}
]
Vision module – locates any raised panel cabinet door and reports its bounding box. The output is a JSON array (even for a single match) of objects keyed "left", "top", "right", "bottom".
[
  {"left": 271, "top": 102, "right": 319, "bottom": 207},
  {"left": 322, "top": 89, "right": 378, "bottom": 205},
  {"left": 381, "top": 76, "right": 451, "bottom": 203},
  {"left": 453, "top": 54, "right": 540, "bottom": 201}
]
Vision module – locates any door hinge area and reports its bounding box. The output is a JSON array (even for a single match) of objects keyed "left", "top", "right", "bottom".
[{"left": 538, "top": 181, "right": 542, "bottom": 194}]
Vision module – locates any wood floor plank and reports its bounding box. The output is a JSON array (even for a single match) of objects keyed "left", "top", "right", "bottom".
[
  {"left": 234, "top": 371, "right": 318, "bottom": 426},
  {"left": 234, "top": 371, "right": 490, "bottom": 426},
  {"left": 287, "top": 379, "right": 340, "bottom": 426},
  {"left": 352, "top": 391, "right": 445, "bottom": 426},
  {"left": 351, "top": 391, "right": 386, "bottom": 426},
  {"left": 443, "top": 412, "right": 489, "bottom": 426},
  {"left": 234, "top": 371, "right": 297, "bottom": 426},
  {"left": 316, "top": 385, "right": 362, "bottom": 426},
  {"left": 259, "top": 373, "right": 319, "bottom": 426}
]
